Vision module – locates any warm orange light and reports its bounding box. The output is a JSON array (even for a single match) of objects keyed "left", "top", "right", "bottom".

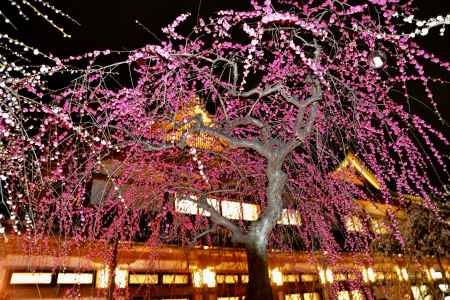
[
  {"left": 57, "top": 273, "right": 93, "bottom": 284},
  {"left": 319, "top": 267, "right": 333, "bottom": 284},
  {"left": 362, "top": 267, "right": 376, "bottom": 283},
  {"left": 10, "top": 272, "right": 52, "bottom": 284},
  {"left": 192, "top": 268, "right": 216, "bottom": 288},
  {"left": 270, "top": 268, "right": 283, "bottom": 286},
  {"left": 278, "top": 209, "right": 302, "bottom": 225},
  {"left": 114, "top": 268, "right": 128, "bottom": 288},
  {"left": 96, "top": 268, "right": 110, "bottom": 288},
  {"left": 161, "top": 96, "right": 227, "bottom": 152},
  {"left": 129, "top": 274, "right": 158, "bottom": 284},
  {"left": 203, "top": 269, "right": 216, "bottom": 288},
  {"left": 162, "top": 274, "right": 189, "bottom": 284},
  {"left": 429, "top": 268, "right": 443, "bottom": 280},
  {"left": 345, "top": 216, "right": 363, "bottom": 232}
]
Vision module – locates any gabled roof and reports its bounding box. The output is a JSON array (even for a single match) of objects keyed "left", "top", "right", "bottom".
[{"left": 334, "top": 152, "right": 423, "bottom": 206}]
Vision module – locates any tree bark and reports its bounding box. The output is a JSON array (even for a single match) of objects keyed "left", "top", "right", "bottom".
[
  {"left": 245, "top": 241, "right": 274, "bottom": 300},
  {"left": 107, "top": 237, "right": 118, "bottom": 300}
]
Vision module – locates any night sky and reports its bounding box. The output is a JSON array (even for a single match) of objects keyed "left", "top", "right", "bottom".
[{"left": 2, "top": 0, "right": 449, "bottom": 137}]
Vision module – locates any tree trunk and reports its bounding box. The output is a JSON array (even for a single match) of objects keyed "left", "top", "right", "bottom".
[
  {"left": 245, "top": 241, "right": 274, "bottom": 300},
  {"left": 107, "top": 237, "right": 119, "bottom": 300}
]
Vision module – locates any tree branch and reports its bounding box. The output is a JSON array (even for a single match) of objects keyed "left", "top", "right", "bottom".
[
  {"left": 225, "top": 117, "right": 271, "bottom": 141},
  {"left": 228, "top": 83, "right": 283, "bottom": 98},
  {"left": 197, "top": 193, "right": 245, "bottom": 243}
]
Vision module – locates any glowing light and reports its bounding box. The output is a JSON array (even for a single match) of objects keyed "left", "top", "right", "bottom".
[
  {"left": 175, "top": 194, "right": 261, "bottom": 221},
  {"left": 401, "top": 268, "right": 409, "bottom": 281},
  {"left": 285, "top": 294, "right": 301, "bottom": 300},
  {"left": 326, "top": 268, "right": 334, "bottom": 283},
  {"left": 395, "top": 266, "right": 403, "bottom": 281},
  {"left": 56, "top": 273, "right": 93, "bottom": 284},
  {"left": 351, "top": 291, "right": 364, "bottom": 300},
  {"left": 337, "top": 291, "right": 351, "bottom": 300},
  {"left": 301, "top": 274, "right": 318, "bottom": 282},
  {"left": 192, "top": 268, "right": 216, "bottom": 288},
  {"left": 241, "top": 274, "right": 249, "bottom": 283},
  {"left": 429, "top": 268, "right": 443, "bottom": 280},
  {"left": 371, "top": 56, "right": 384, "bottom": 68},
  {"left": 96, "top": 268, "right": 110, "bottom": 288},
  {"left": 271, "top": 268, "right": 283, "bottom": 286},
  {"left": 202, "top": 269, "right": 216, "bottom": 288},
  {"left": 319, "top": 268, "right": 326, "bottom": 284},
  {"left": 10, "top": 272, "right": 52, "bottom": 284},
  {"left": 438, "top": 284, "right": 448, "bottom": 292},
  {"left": 192, "top": 270, "right": 202, "bottom": 288},
  {"left": 162, "top": 274, "right": 189, "bottom": 284},
  {"left": 363, "top": 267, "right": 376, "bottom": 283},
  {"left": 242, "top": 202, "right": 259, "bottom": 221},
  {"left": 221, "top": 200, "right": 242, "bottom": 220},
  {"left": 278, "top": 209, "right": 302, "bottom": 225},
  {"left": 162, "top": 96, "right": 227, "bottom": 152},
  {"left": 129, "top": 274, "right": 158, "bottom": 284},
  {"left": 114, "top": 268, "right": 128, "bottom": 288},
  {"left": 216, "top": 274, "right": 238, "bottom": 284},
  {"left": 303, "top": 293, "right": 321, "bottom": 300},
  {"left": 345, "top": 215, "right": 364, "bottom": 232},
  {"left": 283, "top": 274, "right": 300, "bottom": 282}
]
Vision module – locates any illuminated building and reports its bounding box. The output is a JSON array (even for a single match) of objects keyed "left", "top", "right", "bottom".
[{"left": 0, "top": 100, "right": 448, "bottom": 299}]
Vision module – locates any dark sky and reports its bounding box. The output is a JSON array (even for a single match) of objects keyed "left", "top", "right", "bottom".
[{"left": 2, "top": 0, "right": 449, "bottom": 136}]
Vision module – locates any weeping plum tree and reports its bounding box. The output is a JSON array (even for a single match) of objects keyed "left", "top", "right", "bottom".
[{"left": 0, "top": 0, "right": 449, "bottom": 299}]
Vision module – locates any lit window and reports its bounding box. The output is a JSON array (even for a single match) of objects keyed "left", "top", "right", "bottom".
[
  {"left": 345, "top": 216, "right": 363, "bottom": 232},
  {"left": 57, "top": 273, "right": 93, "bottom": 284},
  {"left": 129, "top": 274, "right": 158, "bottom": 284},
  {"left": 241, "top": 274, "right": 249, "bottom": 283},
  {"left": 285, "top": 292, "right": 321, "bottom": 300},
  {"left": 278, "top": 209, "right": 301, "bottom": 225},
  {"left": 375, "top": 272, "right": 384, "bottom": 281},
  {"left": 411, "top": 285, "right": 433, "bottom": 300},
  {"left": 362, "top": 267, "right": 376, "bottom": 283},
  {"left": 285, "top": 294, "right": 301, "bottom": 300},
  {"left": 335, "top": 273, "right": 347, "bottom": 281},
  {"left": 283, "top": 274, "right": 300, "bottom": 282},
  {"left": 200, "top": 198, "right": 220, "bottom": 217},
  {"left": 371, "top": 218, "right": 389, "bottom": 235},
  {"left": 192, "top": 270, "right": 202, "bottom": 288},
  {"left": 303, "top": 293, "right": 321, "bottom": 300},
  {"left": 338, "top": 291, "right": 351, "bottom": 300},
  {"left": 401, "top": 268, "right": 409, "bottom": 281},
  {"left": 96, "top": 268, "right": 110, "bottom": 288},
  {"left": 270, "top": 268, "right": 283, "bottom": 286},
  {"left": 218, "top": 298, "right": 239, "bottom": 300},
  {"left": 162, "top": 274, "right": 189, "bottom": 284},
  {"left": 301, "top": 274, "right": 319, "bottom": 282},
  {"left": 175, "top": 196, "right": 198, "bottom": 215},
  {"left": 438, "top": 284, "right": 448, "bottom": 292},
  {"left": 351, "top": 290, "right": 364, "bottom": 300},
  {"left": 10, "top": 272, "right": 52, "bottom": 284},
  {"left": 115, "top": 269, "right": 128, "bottom": 288},
  {"left": 202, "top": 269, "right": 216, "bottom": 288},
  {"left": 430, "top": 268, "right": 443, "bottom": 280},
  {"left": 221, "top": 200, "right": 242, "bottom": 220},
  {"left": 384, "top": 272, "right": 395, "bottom": 281},
  {"left": 242, "top": 202, "right": 259, "bottom": 221},
  {"left": 319, "top": 268, "right": 333, "bottom": 284},
  {"left": 217, "top": 275, "right": 238, "bottom": 284}
]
